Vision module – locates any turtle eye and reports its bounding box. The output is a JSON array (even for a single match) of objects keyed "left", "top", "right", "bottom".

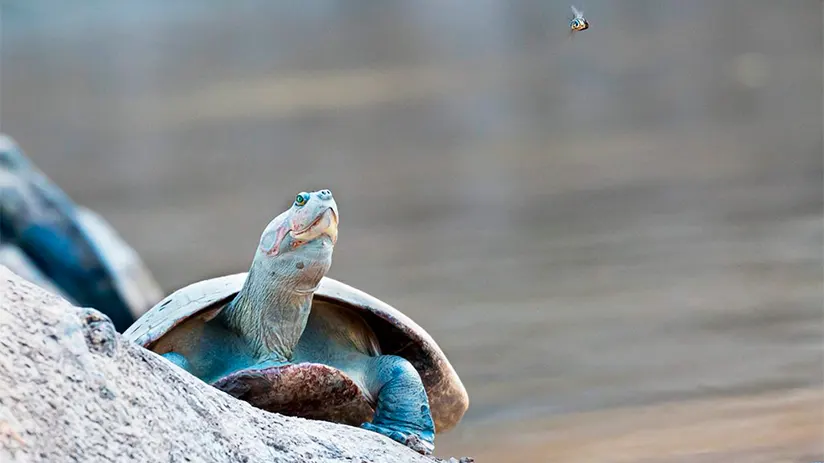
[{"left": 294, "top": 193, "right": 308, "bottom": 207}]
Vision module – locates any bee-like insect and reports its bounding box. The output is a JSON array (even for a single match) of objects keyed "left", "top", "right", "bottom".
[{"left": 569, "top": 5, "right": 589, "bottom": 37}]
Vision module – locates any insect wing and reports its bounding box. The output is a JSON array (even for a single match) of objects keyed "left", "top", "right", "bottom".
[{"left": 570, "top": 5, "right": 584, "bottom": 19}]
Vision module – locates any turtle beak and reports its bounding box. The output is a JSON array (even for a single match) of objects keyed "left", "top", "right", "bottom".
[
  {"left": 322, "top": 208, "right": 339, "bottom": 244},
  {"left": 290, "top": 207, "right": 338, "bottom": 244}
]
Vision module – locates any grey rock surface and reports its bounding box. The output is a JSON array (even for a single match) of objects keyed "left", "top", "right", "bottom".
[{"left": 0, "top": 266, "right": 444, "bottom": 463}]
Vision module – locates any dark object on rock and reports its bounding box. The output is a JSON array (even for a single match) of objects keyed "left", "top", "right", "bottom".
[
  {"left": 77, "top": 307, "right": 118, "bottom": 357},
  {"left": 0, "top": 134, "right": 163, "bottom": 332}
]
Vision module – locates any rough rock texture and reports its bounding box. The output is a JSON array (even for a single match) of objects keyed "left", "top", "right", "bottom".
[{"left": 0, "top": 267, "right": 464, "bottom": 463}]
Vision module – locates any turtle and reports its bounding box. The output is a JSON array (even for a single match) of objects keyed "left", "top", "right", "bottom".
[
  {"left": 0, "top": 133, "right": 164, "bottom": 332},
  {"left": 122, "top": 189, "right": 468, "bottom": 455}
]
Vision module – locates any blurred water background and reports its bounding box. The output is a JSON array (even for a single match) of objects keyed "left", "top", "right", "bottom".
[{"left": 2, "top": 1, "right": 822, "bottom": 461}]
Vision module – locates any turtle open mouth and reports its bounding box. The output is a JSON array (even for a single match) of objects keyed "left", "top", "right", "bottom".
[{"left": 291, "top": 208, "right": 338, "bottom": 243}]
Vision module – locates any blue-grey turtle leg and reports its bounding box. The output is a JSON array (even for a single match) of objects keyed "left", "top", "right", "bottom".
[
  {"left": 162, "top": 349, "right": 288, "bottom": 382},
  {"left": 162, "top": 352, "right": 193, "bottom": 373},
  {"left": 360, "top": 355, "right": 435, "bottom": 455}
]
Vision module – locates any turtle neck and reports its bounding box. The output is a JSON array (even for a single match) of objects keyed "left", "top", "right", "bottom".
[{"left": 220, "top": 263, "right": 315, "bottom": 361}]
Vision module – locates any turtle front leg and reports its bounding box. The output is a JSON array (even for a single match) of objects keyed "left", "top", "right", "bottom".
[
  {"left": 361, "top": 355, "right": 435, "bottom": 455},
  {"left": 162, "top": 351, "right": 193, "bottom": 372}
]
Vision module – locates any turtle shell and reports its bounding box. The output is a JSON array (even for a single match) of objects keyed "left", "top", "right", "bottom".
[{"left": 122, "top": 272, "right": 469, "bottom": 433}]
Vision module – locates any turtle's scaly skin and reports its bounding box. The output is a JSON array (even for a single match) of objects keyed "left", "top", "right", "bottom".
[
  {"left": 0, "top": 134, "right": 163, "bottom": 332},
  {"left": 124, "top": 190, "right": 459, "bottom": 455}
]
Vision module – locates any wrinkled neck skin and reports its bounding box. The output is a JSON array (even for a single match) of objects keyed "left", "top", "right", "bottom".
[{"left": 221, "top": 251, "right": 331, "bottom": 361}]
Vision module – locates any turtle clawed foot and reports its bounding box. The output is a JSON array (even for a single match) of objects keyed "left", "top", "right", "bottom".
[
  {"left": 360, "top": 422, "right": 434, "bottom": 455},
  {"left": 361, "top": 355, "right": 436, "bottom": 455}
]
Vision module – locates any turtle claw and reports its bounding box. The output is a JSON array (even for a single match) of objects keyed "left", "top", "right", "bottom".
[{"left": 360, "top": 422, "right": 434, "bottom": 455}]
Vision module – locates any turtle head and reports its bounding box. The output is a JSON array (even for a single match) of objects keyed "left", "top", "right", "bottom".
[{"left": 253, "top": 189, "right": 339, "bottom": 293}]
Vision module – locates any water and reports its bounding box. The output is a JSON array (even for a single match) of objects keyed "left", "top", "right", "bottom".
[{"left": 2, "top": 1, "right": 822, "bottom": 460}]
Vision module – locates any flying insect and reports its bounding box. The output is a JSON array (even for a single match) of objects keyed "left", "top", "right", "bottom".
[{"left": 569, "top": 5, "right": 589, "bottom": 37}]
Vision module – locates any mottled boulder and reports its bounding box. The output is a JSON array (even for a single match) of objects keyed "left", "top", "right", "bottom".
[{"left": 0, "top": 266, "right": 458, "bottom": 463}]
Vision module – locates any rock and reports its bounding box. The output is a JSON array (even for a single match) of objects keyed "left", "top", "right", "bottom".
[{"left": 0, "top": 266, "right": 464, "bottom": 463}]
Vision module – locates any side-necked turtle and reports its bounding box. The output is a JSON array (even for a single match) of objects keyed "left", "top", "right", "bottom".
[
  {"left": 123, "top": 189, "right": 468, "bottom": 454},
  {"left": 0, "top": 134, "right": 163, "bottom": 331}
]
